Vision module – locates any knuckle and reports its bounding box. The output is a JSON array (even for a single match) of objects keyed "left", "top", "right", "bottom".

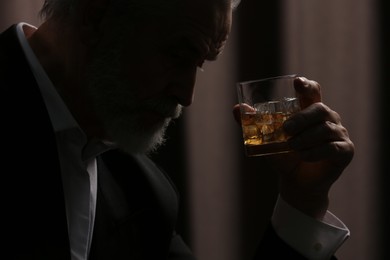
[
  {"left": 314, "top": 102, "right": 328, "bottom": 112},
  {"left": 310, "top": 80, "right": 322, "bottom": 91}
]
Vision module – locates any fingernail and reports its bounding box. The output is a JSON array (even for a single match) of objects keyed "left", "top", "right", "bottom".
[{"left": 297, "top": 77, "right": 309, "bottom": 86}]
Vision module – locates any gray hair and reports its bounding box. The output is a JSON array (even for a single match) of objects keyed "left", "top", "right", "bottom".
[
  {"left": 231, "top": 0, "right": 241, "bottom": 9},
  {"left": 40, "top": 0, "right": 241, "bottom": 20},
  {"left": 39, "top": 0, "right": 77, "bottom": 20}
]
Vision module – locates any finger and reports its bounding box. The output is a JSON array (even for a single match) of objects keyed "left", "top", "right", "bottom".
[
  {"left": 298, "top": 140, "right": 354, "bottom": 164},
  {"left": 232, "top": 103, "right": 255, "bottom": 125},
  {"left": 288, "top": 121, "right": 350, "bottom": 151},
  {"left": 232, "top": 104, "right": 241, "bottom": 124},
  {"left": 294, "top": 77, "right": 322, "bottom": 109},
  {"left": 283, "top": 103, "right": 341, "bottom": 136}
]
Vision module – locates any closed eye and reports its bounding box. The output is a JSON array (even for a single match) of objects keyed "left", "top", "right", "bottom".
[{"left": 166, "top": 45, "right": 205, "bottom": 69}]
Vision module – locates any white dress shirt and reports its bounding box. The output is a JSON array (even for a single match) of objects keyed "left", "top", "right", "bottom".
[
  {"left": 272, "top": 196, "right": 349, "bottom": 260},
  {"left": 16, "top": 22, "right": 349, "bottom": 260}
]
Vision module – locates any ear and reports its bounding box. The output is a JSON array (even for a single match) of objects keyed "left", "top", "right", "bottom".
[{"left": 79, "top": 0, "right": 110, "bottom": 46}]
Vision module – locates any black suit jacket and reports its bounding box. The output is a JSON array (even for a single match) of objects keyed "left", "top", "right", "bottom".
[{"left": 0, "top": 24, "right": 328, "bottom": 259}]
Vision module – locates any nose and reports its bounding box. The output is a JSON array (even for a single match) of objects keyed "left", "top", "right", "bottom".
[{"left": 170, "top": 66, "right": 197, "bottom": 107}]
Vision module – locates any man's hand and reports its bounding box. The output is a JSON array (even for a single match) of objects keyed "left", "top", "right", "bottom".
[{"left": 233, "top": 77, "right": 354, "bottom": 219}]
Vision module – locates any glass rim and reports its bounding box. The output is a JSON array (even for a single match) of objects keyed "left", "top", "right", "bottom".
[{"left": 237, "top": 74, "right": 298, "bottom": 86}]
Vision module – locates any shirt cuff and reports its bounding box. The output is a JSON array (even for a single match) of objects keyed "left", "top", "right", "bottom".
[{"left": 271, "top": 196, "right": 350, "bottom": 260}]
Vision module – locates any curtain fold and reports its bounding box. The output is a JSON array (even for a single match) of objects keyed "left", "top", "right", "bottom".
[{"left": 282, "top": 1, "right": 380, "bottom": 259}]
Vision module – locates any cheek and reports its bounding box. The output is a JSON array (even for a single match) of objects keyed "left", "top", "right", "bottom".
[{"left": 121, "top": 52, "right": 172, "bottom": 99}]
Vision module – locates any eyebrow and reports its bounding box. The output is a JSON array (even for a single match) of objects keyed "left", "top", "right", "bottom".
[{"left": 175, "top": 36, "right": 210, "bottom": 61}]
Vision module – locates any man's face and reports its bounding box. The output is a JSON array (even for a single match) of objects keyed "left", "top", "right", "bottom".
[{"left": 85, "top": 0, "right": 232, "bottom": 154}]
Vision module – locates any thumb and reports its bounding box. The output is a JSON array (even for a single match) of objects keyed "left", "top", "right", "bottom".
[{"left": 232, "top": 103, "right": 255, "bottom": 125}]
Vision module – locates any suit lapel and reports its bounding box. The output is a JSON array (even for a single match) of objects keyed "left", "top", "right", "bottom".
[
  {"left": 0, "top": 25, "right": 70, "bottom": 259},
  {"left": 90, "top": 150, "right": 179, "bottom": 259},
  {"left": 132, "top": 153, "right": 179, "bottom": 224}
]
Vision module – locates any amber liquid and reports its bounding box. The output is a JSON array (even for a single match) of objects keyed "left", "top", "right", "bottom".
[{"left": 240, "top": 97, "right": 300, "bottom": 157}]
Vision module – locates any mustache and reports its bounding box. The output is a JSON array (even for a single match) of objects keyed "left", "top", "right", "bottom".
[{"left": 141, "top": 96, "right": 183, "bottom": 119}]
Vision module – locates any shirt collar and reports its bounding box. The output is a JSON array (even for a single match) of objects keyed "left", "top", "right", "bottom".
[
  {"left": 16, "top": 22, "right": 116, "bottom": 159},
  {"left": 16, "top": 22, "right": 79, "bottom": 133}
]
